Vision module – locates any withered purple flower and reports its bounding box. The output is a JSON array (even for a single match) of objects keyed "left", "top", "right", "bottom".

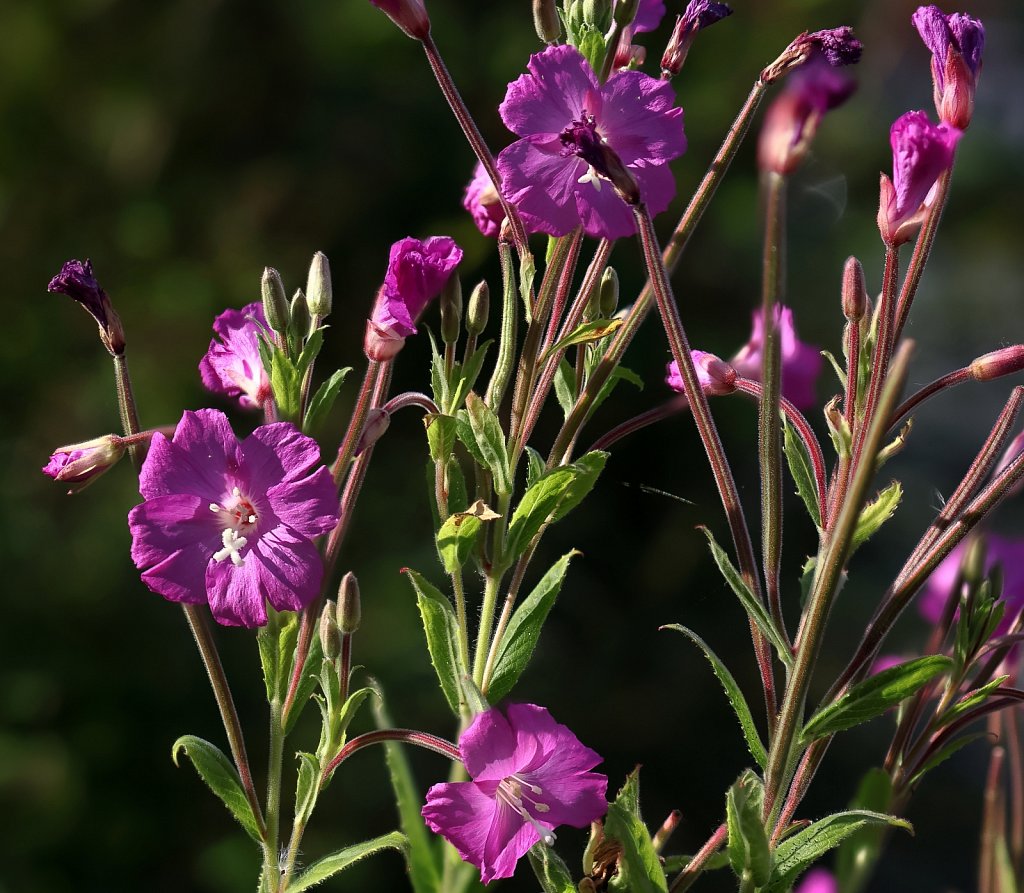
[
  {"left": 43, "top": 435, "right": 126, "bottom": 494},
  {"left": 913, "top": 5, "right": 984, "bottom": 129},
  {"left": 661, "top": 1, "right": 733, "bottom": 77},
  {"left": 48, "top": 259, "right": 125, "bottom": 355}
]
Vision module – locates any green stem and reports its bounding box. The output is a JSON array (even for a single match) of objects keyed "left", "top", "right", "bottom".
[
  {"left": 452, "top": 571, "right": 472, "bottom": 681},
  {"left": 485, "top": 239, "right": 520, "bottom": 411},
  {"left": 263, "top": 695, "right": 286, "bottom": 892},
  {"left": 474, "top": 571, "right": 504, "bottom": 686}
]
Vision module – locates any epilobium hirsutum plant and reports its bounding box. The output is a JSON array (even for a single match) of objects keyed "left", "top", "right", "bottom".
[{"left": 43, "top": 2, "right": 1024, "bottom": 891}]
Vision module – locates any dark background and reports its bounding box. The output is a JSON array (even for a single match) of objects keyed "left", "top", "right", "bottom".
[{"left": 2, "top": 0, "right": 1022, "bottom": 890}]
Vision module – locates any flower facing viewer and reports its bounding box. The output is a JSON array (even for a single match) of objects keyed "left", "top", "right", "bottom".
[
  {"left": 496, "top": 45, "right": 686, "bottom": 240},
  {"left": 128, "top": 409, "right": 339, "bottom": 627},
  {"left": 199, "top": 302, "right": 272, "bottom": 411},
  {"left": 422, "top": 703, "right": 608, "bottom": 883},
  {"left": 913, "top": 5, "right": 984, "bottom": 129},
  {"left": 731, "top": 307, "right": 822, "bottom": 410}
]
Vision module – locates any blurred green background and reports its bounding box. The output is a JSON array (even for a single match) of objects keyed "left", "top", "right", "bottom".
[{"left": 2, "top": 0, "right": 1022, "bottom": 890}]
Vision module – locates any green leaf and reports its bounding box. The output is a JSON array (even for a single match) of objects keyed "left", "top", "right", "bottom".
[
  {"left": 520, "top": 254, "right": 536, "bottom": 322},
  {"left": 528, "top": 844, "right": 576, "bottom": 893},
  {"left": 852, "top": 481, "right": 902, "bottom": 551},
  {"left": 465, "top": 392, "right": 511, "bottom": 495},
  {"left": 425, "top": 413, "right": 458, "bottom": 463},
  {"left": 448, "top": 340, "right": 493, "bottom": 412},
  {"left": 822, "top": 349, "right": 847, "bottom": 388},
  {"left": 505, "top": 467, "right": 575, "bottom": 558},
  {"left": 405, "top": 569, "right": 463, "bottom": 715},
  {"left": 603, "top": 769, "right": 668, "bottom": 893},
  {"left": 256, "top": 610, "right": 298, "bottom": 704},
  {"left": 908, "top": 731, "right": 989, "bottom": 788},
  {"left": 549, "top": 451, "right": 606, "bottom": 522},
  {"left": 304, "top": 368, "right": 351, "bottom": 436},
  {"left": 539, "top": 319, "right": 624, "bottom": 365},
  {"left": 172, "top": 736, "right": 262, "bottom": 844},
  {"left": 446, "top": 459, "right": 468, "bottom": 519},
  {"left": 662, "top": 625, "right": 767, "bottom": 768},
  {"left": 835, "top": 768, "right": 892, "bottom": 891},
  {"left": 554, "top": 359, "right": 577, "bottom": 418},
  {"left": 293, "top": 751, "right": 320, "bottom": 824},
  {"left": 577, "top": 28, "right": 607, "bottom": 72},
  {"left": 783, "top": 421, "right": 821, "bottom": 528},
  {"left": 455, "top": 410, "right": 487, "bottom": 468},
  {"left": 525, "top": 446, "right": 546, "bottom": 490},
  {"left": 428, "top": 329, "right": 450, "bottom": 409},
  {"left": 436, "top": 512, "right": 483, "bottom": 574},
  {"left": 801, "top": 656, "right": 952, "bottom": 742},
  {"left": 701, "top": 528, "right": 793, "bottom": 666},
  {"left": 288, "top": 831, "right": 409, "bottom": 892},
  {"left": 296, "top": 327, "right": 325, "bottom": 377},
  {"left": 334, "top": 686, "right": 377, "bottom": 741},
  {"left": 799, "top": 556, "right": 817, "bottom": 608},
  {"left": 938, "top": 675, "right": 1010, "bottom": 728},
  {"left": 283, "top": 633, "right": 324, "bottom": 736},
  {"left": 270, "top": 350, "right": 303, "bottom": 422},
  {"left": 764, "top": 811, "right": 911, "bottom": 892},
  {"left": 726, "top": 771, "right": 771, "bottom": 886},
  {"left": 487, "top": 552, "right": 577, "bottom": 702}
]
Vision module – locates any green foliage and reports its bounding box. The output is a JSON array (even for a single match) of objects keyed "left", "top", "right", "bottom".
[
  {"left": 835, "top": 768, "right": 892, "bottom": 892},
  {"left": 425, "top": 413, "right": 458, "bottom": 463},
  {"left": 465, "top": 392, "right": 512, "bottom": 496},
  {"left": 554, "top": 359, "right": 577, "bottom": 418},
  {"left": 283, "top": 634, "right": 324, "bottom": 736},
  {"left": 436, "top": 513, "right": 483, "bottom": 574},
  {"left": 528, "top": 844, "right": 577, "bottom": 893},
  {"left": 447, "top": 341, "right": 493, "bottom": 413},
  {"left": 405, "top": 569, "right": 464, "bottom": 714},
  {"left": 908, "top": 732, "right": 989, "bottom": 787},
  {"left": 257, "top": 609, "right": 299, "bottom": 704},
  {"left": 288, "top": 831, "right": 409, "bottom": 892},
  {"left": 304, "top": 368, "right": 351, "bottom": 437},
  {"left": 540, "top": 319, "right": 623, "bottom": 364},
  {"left": 937, "top": 675, "right": 1010, "bottom": 728},
  {"left": 783, "top": 421, "right": 821, "bottom": 528},
  {"left": 851, "top": 481, "right": 902, "bottom": 551},
  {"left": 725, "top": 771, "right": 771, "bottom": 887},
  {"left": 604, "top": 769, "right": 668, "bottom": 893}
]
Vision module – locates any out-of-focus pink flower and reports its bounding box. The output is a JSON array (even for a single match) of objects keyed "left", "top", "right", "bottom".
[
  {"left": 496, "top": 45, "right": 686, "bottom": 240},
  {"left": 871, "top": 655, "right": 906, "bottom": 675},
  {"left": 463, "top": 163, "right": 505, "bottom": 238},
  {"left": 665, "top": 350, "right": 737, "bottom": 397},
  {"left": 913, "top": 5, "right": 984, "bottom": 129},
  {"left": 368, "top": 0, "right": 430, "bottom": 39},
  {"left": 422, "top": 703, "right": 607, "bottom": 884},
  {"left": 731, "top": 307, "right": 823, "bottom": 410},
  {"left": 364, "top": 236, "right": 463, "bottom": 361},
  {"left": 795, "top": 867, "right": 838, "bottom": 893},
  {"left": 199, "top": 302, "right": 272, "bottom": 411},
  {"left": 43, "top": 434, "right": 126, "bottom": 494}
]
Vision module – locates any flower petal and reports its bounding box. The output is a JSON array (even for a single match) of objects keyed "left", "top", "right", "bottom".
[
  {"left": 242, "top": 422, "right": 325, "bottom": 490},
  {"left": 139, "top": 409, "right": 236, "bottom": 500},
  {"left": 497, "top": 138, "right": 586, "bottom": 237},
  {"left": 573, "top": 175, "right": 637, "bottom": 240},
  {"left": 460, "top": 708, "right": 522, "bottom": 782},
  {"left": 599, "top": 71, "right": 686, "bottom": 167},
  {"left": 130, "top": 495, "right": 217, "bottom": 603},
  {"left": 205, "top": 556, "right": 268, "bottom": 627},
  {"left": 248, "top": 524, "right": 324, "bottom": 613},
  {"left": 500, "top": 45, "right": 598, "bottom": 139}
]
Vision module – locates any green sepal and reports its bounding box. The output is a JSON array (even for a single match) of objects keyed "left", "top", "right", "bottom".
[
  {"left": 528, "top": 844, "right": 576, "bottom": 893},
  {"left": 604, "top": 769, "right": 668, "bottom": 893},
  {"left": 662, "top": 625, "right": 767, "bottom": 768},
  {"left": 539, "top": 319, "right": 623, "bottom": 365},
  {"left": 405, "top": 569, "right": 464, "bottom": 715},
  {"left": 852, "top": 481, "right": 902, "bottom": 551},
  {"left": 725, "top": 770, "right": 771, "bottom": 886},
  {"left": 171, "top": 735, "right": 262, "bottom": 844},
  {"left": 287, "top": 831, "right": 409, "bottom": 892},
  {"left": 304, "top": 368, "right": 351, "bottom": 437},
  {"left": 465, "top": 392, "right": 512, "bottom": 496},
  {"left": 783, "top": 420, "right": 821, "bottom": 529},
  {"left": 801, "top": 655, "right": 952, "bottom": 742}
]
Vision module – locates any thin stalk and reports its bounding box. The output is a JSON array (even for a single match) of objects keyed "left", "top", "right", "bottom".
[
  {"left": 481, "top": 539, "right": 539, "bottom": 694},
  {"left": 451, "top": 571, "right": 472, "bottom": 679},
  {"left": 262, "top": 695, "right": 286, "bottom": 892},
  {"left": 330, "top": 361, "right": 384, "bottom": 486},
  {"left": 979, "top": 743, "right": 1006, "bottom": 893},
  {"left": 827, "top": 321, "right": 862, "bottom": 530},
  {"left": 667, "top": 822, "right": 728, "bottom": 892},
  {"left": 473, "top": 563, "right": 505, "bottom": 685},
  {"left": 1006, "top": 709, "right": 1024, "bottom": 875},
  {"left": 889, "top": 367, "right": 972, "bottom": 431},
  {"left": 588, "top": 399, "right": 684, "bottom": 452},
  {"left": 113, "top": 353, "right": 145, "bottom": 465},
  {"left": 485, "top": 239, "right": 519, "bottom": 410},
  {"left": 298, "top": 313, "right": 323, "bottom": 422},
  {"left": 321, "top": 728, "right": 460, "bottom": 780}
]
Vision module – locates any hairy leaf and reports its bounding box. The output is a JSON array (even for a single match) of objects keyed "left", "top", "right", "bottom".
[
  {"left": 288, "top": 831, "right": 408, "bottom": 891},
  {"left": 405, "top": 569, "right": 463, "bottom": 714}
]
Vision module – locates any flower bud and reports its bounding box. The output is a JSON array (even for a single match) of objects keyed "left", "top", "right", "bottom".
[
  {"left": 961, "top": 536, "right": 988, "bottom": 591},
  {"left": 368, "top": 0, "right": 430, "bottom": 40},
  {"left": 48, "top": 259, "right": 126, "bottom": 356},
  {"left": 42, "top": 434, "right": 125, "bottom": 494},
  {"left": 841, "top": 256, "right": 867, "bottom": 322},
  {"left": 466, "top": 280, "right": 490, "bottom": 336},
  {"left": 440, "top": 271, "right": 463, "bottom": 346},
  {"left": 356, "top": 408, "right": 391, "bottom": 455},
  {"left": 305, "top": 251, "right": 332, "bottom": 320},
  {"left": 913, "top": 6, "right": 984, "bottom": 130},
  {"left": 533, "top": 0, "right": 561, "bottom": 43},
  {"left": 290, "top": 288, "right": 310, "bottom": 339},
  {"left": 661, "top": 1, "right": 733, "bottom": 78},
  {"left": 337, "top": 572, "right": 362, "bottom": 635},
  {"left": 261, "top": 267, "right": 289, "bottom": 335},
  {"left": 583, "top": 0, "right": 611, "bottom": 32},
  {"left": 319, "top": 599, "right": 342, "bottom": 661},
  {"left": 970, "top": 346, "right": 1024, "bottom": 382},
  {"left": 612, "top": 0, "right": 638, "bottom": 27},
  {"left": 666, "top": 351, "right": 736, "bottom": 397},
  {"left": 599, "top": 267, "right": 619, "bottom": 317}
]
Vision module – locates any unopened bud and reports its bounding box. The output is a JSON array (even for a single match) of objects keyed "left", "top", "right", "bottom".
[
  {"left": 970, "top": 346, "right": 1024, "bottom": 382},
  {"left": 583, "top": 0, "right": 611, "bottom": 31},
  {"left": 533, "top": 0, "right": 561, "bottom": 43},
  {"left": 612, "top": 0, "right": 638, "bottom": 27},
  {"left": 368, "top": 0, "right": 430, "bottom": 40},
  {"left": 440, "top": 272, "right": 463, "bottom": 345},
  {"left": 319, "top": 599, "right": 342, "bottom": 661},
  {"left": 290, "top": 289, "right": 310, "bottom": 339},
  {"left": 42, "top": 434, "right": 126, "bottom": 494},
  {"left": 466, "top": 280, "right": 490, "bottom": 336},
  {"left": 356, "top": 408, "right": 391, "bottom": 455},
  {"left": 962, "top": 536, "right": 988, "bottom": 590},
  {"left": 306, "top": 251, "right": 332, "bottom": 319},
  {"left": 841, "top": 256, "right": 867, "bottom": 321},
  {"left": 599, "top": 267, "right": 619, "bottom": 317},
  {"left": 337, "top": 572, "right": 362, "bottom": 634},
  {"left": 262, "top": 267, "right": 289, "bottom": 334}
]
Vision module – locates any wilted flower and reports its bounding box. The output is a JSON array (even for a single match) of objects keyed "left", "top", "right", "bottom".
[
  {"left": 806, "top": 26, "right": 863, "bottom": 67},
  {"left": 913, "top": 5, "right": 984, "bottom": 129},
  {"left": 731, "top": 307, "right": 823, "bottom": 410},
  {"left": 665, "top": 350, "right": 737, "bottom": 397},
  {"left": 661, "top": 0, "right": 733, "bottom": 77},
  {"left": 199, "top": 302, "right": 272, "bottom": 411},
  {"left": 463, "top": 162, "right": 506, "bottom": 238},
  {"left": 422, "top": 703, "right": 608, "bottom": 884},
  {"left": 43, "top": 434, "right": 126, "bottom": 494},
  {"left": 364, "top": 236, "right": 463, "bottom": 361},
  {"left": 128, "top": 409, "right": 339, "bottom": 628},
  {"left": 48, "top": 259, "right": 125, "bottom": 355},
  {"left": 368, "top": 0, "right": 430, "bottom": 40},
  {"left": 496, "top": 45, "right": 686, "bottom": 240}
]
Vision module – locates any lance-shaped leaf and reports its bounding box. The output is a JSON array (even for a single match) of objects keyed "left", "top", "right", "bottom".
[
  {"left": 171, "top": 736, "right": 262, "bottom": 844},
  {"left": 288, "top": 831, "right": 409, "bottom": 892},
  {"left": 938, "top": 675, "right": 1010, "bottom": 728},
  {"left": 283, "top": 633, "right": 324, "bottom": 736},
  {"left": 539, "top": 318, "right": 623, "bottom": 365},
  {"left": 304, "top": 367, "right": 351, "bottom": 437},
  {"left": 448, "top": 340, "right": 492, "bottom": 412},
  {"left": 270, "top": 350, "right": 303, "bottom": 422},
  {"left": 801, "top": 655, "right": 952, "bottom": 742},
  {"left": 424, "top": 413, "right": 458, "bottom": 463},
  {"left": 835, "top": 768, "right": 892, "bottom": 891},
  {"left": 554, "top": 359, "right": 576, "bottom": 418},
  {"left": 603, "top": 769, "right": 668, "bottom": 893},
  {"left": 726, "top": 771, "right": 772, "bottom": 887},
  {"left": 852, "top": 481, "right": 902, "bottom": 551},
  {"left": 465, "top": 392, "right": 511, "bottom": 495},
  {"left": 783, "top": 420, "right": 821, "bottom": 528},
  {"left": 436, "top": 500, "right": 499, "bottom": 573},
  {"left": 908, "top": 731, "right": 990, "bottom": 788},
  {"left": 405, "top": 569, "right": 463, "bottom": 714},
  {"left": 662, "top": 625, "right": 767, "bottom": 768}
]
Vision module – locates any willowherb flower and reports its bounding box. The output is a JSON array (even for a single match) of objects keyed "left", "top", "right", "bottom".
[
  {"left": 496, "top": 45, "right": 686, "bottom": 240},
  {"left": 463, "top": 162, "right": 506, "bottom": 239},
  {"left": 661, "top": 1, "right": 733, "bottom": 77},
  {"left": 613, "top": 0, "right": 665, "bottom": 33},
  {"left": 665, "top": 350, "right": 737, "bottom": 397},
  {"left": 913, "top": 5, "right": 984, "bottom": 129},
  {"left": 128, "top": 409, "right": 339, "bottom": 628},
  {"left": 43, "top": 434, "right": 126, "bottom": 494},
  {"left": 878, "top": 110, "right": 961, "bottom": 246},
  {"left": 199, "top": 302, "right": 272, "bottom": 411},
  {"left": 368, "top": 0, "right": 430, "bottom": 40},
  {"left": 48, "top": 258, "right": 126, "bottom": 355},
  {"left": 731, "top": 307, "right": 823, "bottom": 410},
  {"left": 794, "top": 868, "right": 837, "bottom": 893},
  {"left": 364, "top": 236, "right": 463, "bottom": 361},
  {"left": 422, "top": 703, "right": 608, "bottom": 884},
  {"left": 764, "top": 26, "right": 862, "bottom": 83}
]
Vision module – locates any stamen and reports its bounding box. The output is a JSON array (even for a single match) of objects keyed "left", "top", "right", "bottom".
[
  {"left": 496, "top": 778, "right": 556, "bottom": 846},
  {"left": 577, "top": 165, "right": 603, "bottom": 191},
  {"left": 232, "top": 486, "right": 241, "bottom": 497},
  {"left": 212, "top": 528, "right": 248, "bottom": 567},
  {"left": 209, "top": 503, "right": 221, "bottom": 512},
  {"left": 247, "top": 514, "right": 257, "bottom": 524}
]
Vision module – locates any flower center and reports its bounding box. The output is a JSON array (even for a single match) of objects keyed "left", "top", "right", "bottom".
[
  {"left": 496, "top": 774, "right": 555, "bottom": 846},
  {"left": 559, "top": 112, "right": 607, "bottom": 192},
  {"left": 209, "top": 485, "right": 259, "bottom": 567}
]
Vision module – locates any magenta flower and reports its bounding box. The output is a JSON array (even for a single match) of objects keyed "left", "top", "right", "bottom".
[
  {"left": 496, "top": 45, "right": 686, "bottom": 240},
  {"left": 128, "top": 409, "right": 339, "bottom": 628},
  {"left": 463, "top": 162, "right": 506, "bottom": 238},
  {"left": 364, "top": 236, "right": 463, "bottom": 361},
  {"left": 665, "top": 350, "right": 737, "bottom": 397},
  {"left": 614, "top": 0, "right": 664, "bottom": 33},
  {"left": 43, "top": 434, "right": 126, "bottom": 494},
  {"left": 731, "top": 307, "right": 823, "bottom": 410},
  {"left": 795, "top": 868, "right": 837, "bottom": 893},
  {"left": 48, "top": 258, "right": 125, "bottom": 355},
  {"left": 878, "top": 110, "right": 961, "bottom": 245},
  {"left": 913, "top": 5, "right": 984, "bottom": 129},
  {"left": 368, "top": 0, "right": 430, "bottom": 40},
  {"left": 199, "top": 302, "right": 272, "bottom": 411},
  {"left": 422, "top": 703, "right": 608, "bottom": 884}
]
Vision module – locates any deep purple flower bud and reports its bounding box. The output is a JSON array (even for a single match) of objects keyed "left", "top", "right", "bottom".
[
  {"left": 364, "top": 236, "right": 463, "bottom": 361},
  {"left": 661, "top": 1, "right": 732, "bottom": 78},
  {"left": 43, "top": 434, "right": 126, "bottom": 494},
  {"left": 757, "top": 59, "right": 855, "bottom": 174},
  {"left": 665, "top": 350, "right": 737, "bottom": 397},
  {"left": 732, "top": 306, "right": 823, "bottom": 410},
  {"left": 48, "top": 259, "right": 126, "bottom": 355},
  {"left": 368, "top": 0, "right": 430, "bottom": 40},
  {"left": 878, "top": 110, "right": 961, "bottom": 246},
  {"left": 970, "top": 346, "right": 1024, "bottom": 382},
  {"left": 913, "top": 6, "right": 984, "bottom": 129}
]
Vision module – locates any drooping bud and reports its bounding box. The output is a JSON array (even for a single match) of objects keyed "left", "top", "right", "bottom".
[
  {"left": 368, "top": 0, "right": 430, "bottom": 40},
  {"left": 466, "top": 280, "right": 490, "bottom": 336},
  {"left": 261, "top": 267, "right": 289, "bottom": 335},
  {"left": 48, "top": 259, "right": 126, "bottom": 356},
  {"left": 440, "top": 271, "right": 463, "bottom": 345},
  {"left": 665, "top": 350, "right": 737, "bottom": 397},
  {"left": 305, "top": 251, "right": 332, "bottom": 319},
  {"left": 42, "top": 434, "right": 126, "bottom": 494},
  {"left": 533, "top": 0, "right": 561, "bottom": 43},
  {"left": 290, "top": 289, "right": 311, "bottom": 339},
  {"left": 337, "top": 572, "right": 362, "bottom": 635},
  {"left": 841, "top": 256, "right": 867, "bottom": 322},
  {"left": 599, "top": 267, "right": 620, "bottom": 317},
  {"left": 319, "top": 599, "right": 342, "bottom": 661},
  {"left": 970, "top": 346, "right": 1024, "bottom": 382},
  {"left": 356, "top": 408, "right": 391, "bottom": 455},
  {"left": 913, "top": 6, "right": 985, "bottom": 130},
  {"left": 660, "top": 0, "right": 733, "bottom": 78}
]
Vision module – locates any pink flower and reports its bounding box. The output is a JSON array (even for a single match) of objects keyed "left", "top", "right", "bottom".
[
  {"left": 913, "top": 5, "right": 984, "bottom": 129},
  {"left": 496, "top": 45, "right": 686, "bottom": 240},
  {"left": 731, "top": 307, "right": 823, "bottom": 410},
  {"left": 463, "top": 162, "right": 505, "bottom": 238},
  {"left": 795, "top": 868, "right": 837, "bottom": 893},
  {"left": 48, "top": 258, "right": 125, "bottom": 355},
  {"left": 878, "top": 111, "right": 961, "bottom": 245},
  {"left": 422, "top": 703, "right": 608, "bottom": 884},
  {"left": 368, "top": 0, "right": 430, "bottom": 40},
  {"left": 199, "top": 302, "right": 272, "bottom": 411},
  {"left": 624, "top": 0, "right": 666, "bottom": 34},
  {"left": 665, "top": 350, "right": 737, "bottom": 397},
  {"left": 128, "top": 409, "right": 339, "bottom": 628},
  {"left": 43, "top": 434, "right": 125, "bottom": 494},
  {"left": 364, "top": 236, "right": 463, "bottom": 361}
]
